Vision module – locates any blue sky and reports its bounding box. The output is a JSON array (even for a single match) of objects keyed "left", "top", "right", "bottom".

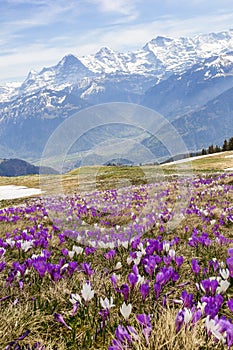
[{"left": 1, "top": 0, "right": 233, "bottom": 82}]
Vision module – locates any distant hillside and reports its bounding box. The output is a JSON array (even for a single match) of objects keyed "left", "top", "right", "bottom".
[
  {"left": 104, "top": 158, "right": 134, "bottom": 166},
  {"left": 0, "top": 158, "right": 58, "bottom": 177}
]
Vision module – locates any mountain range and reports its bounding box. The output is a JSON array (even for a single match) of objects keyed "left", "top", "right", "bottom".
[{"left": 1, "top": 29, "right": 233, "bottom": 166}]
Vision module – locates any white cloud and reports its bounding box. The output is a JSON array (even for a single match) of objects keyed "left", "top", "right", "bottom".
[
  {"left": 87, "top": 11, "right": 233, "bottom": 51},
  {"left": 88, "top": 0, "right": 138, "bottom": 15}
]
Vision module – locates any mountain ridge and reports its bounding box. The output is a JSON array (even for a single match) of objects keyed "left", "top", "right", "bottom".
[
  {"left": 2, "top": 29, "right": 233, "bottom": 102},
  {"left": 1, "top": 30, "right": 233, "bottom": 163}
]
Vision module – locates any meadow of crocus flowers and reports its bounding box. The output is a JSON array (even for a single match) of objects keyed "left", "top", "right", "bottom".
[{"left": 1, "top": 171, "right": 233, "bottom": 349}]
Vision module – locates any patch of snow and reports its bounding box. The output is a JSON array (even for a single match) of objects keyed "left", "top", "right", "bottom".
[{"left": 0, "top": 185, "right": 42, "bottom": 200}]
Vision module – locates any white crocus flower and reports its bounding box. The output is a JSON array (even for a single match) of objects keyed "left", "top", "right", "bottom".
[
  {"left": 163, "top": 242, "right": 170, "bottom": 252},
  {"left": 121, "top": 241, "right": 129, "bottom": 249},
  {"left": 168, "top": 249, "right": 176, "bottom": 259},
  {"left": 21, "top": 240, "right": 34, "bottom": 252},
  {"left": 134, "top": 251, "right": 143, "bottom": 265},
  {"left": 136, "top": 274, "right": 145, "bottom": 286},
  {"left": 61, "top": 263, "right": 69, "bottom": 272},
  {"left": 70, "top": 293, "right": 82, "bottom": 305},
  {"left": 220, "top": 268, "right": 229, "bottom": 280},
  {"left": 120, "top": 302, "right": 132, "bottom": 320},
  {"left": 81, "top": 282, "right": 95, "bottom": 303},
  {"left": 100, "top": 297, "right": 115, "bottom": 310},
  {"left": 72, "top": 245, "right": 83, "bottom": 255},
  {"left": 0, "top": 248, "right": 6, "bottom": 257},
  {"left": 127, "top": 256, "right": 133, "bottom": 265},
  {"left": 138, "top": 243, "right": 146, "bottom": 256},
  {"left": 197, "top": 301, "right": 207, "bottom": 314},
  {"left": 114, "top": 262, "right": 122, "bottom": 271},
  {"left": 216, "top": 280, "right": 230, "bottom": 294},
  {"left": 68, "top": 250, "right": 75, "bottom": 259},
  {"left": 205, "top": 316, "right": 226, "bottom": 343},
  {"left": 183, "top": 308, "right": 192, "bottom": 324},
  {"left": 6, "top": 238, "right": 15, "bottom": 248}
]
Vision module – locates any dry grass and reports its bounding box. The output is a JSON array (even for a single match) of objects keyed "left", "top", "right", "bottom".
[{"left": 162, "top": 150, "right": 233, "bottom": 173}]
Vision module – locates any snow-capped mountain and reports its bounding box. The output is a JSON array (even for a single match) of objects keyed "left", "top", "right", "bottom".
[
  {"left": 143, "top": 52, "right": 233, "bottom": 119},
  {"left": 80, "top": 29, "right": 233, "bottom": 76},
  {"left": 1, "top": 29, "right": 233, "bottom": 161},
  {"left": 18, "top": 54, "right": 95, "bottom": 96},
  {"left": 3, "top": 29, "right": 233, "bottom": 102}
]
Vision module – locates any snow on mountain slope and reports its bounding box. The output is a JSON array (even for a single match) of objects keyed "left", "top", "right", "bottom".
[
  {"left": 17, "top": 54, "right": 95, "bottom": 96},
  {"left": 143, "top": 51, "right": 233, "bottom": 119},
  {"left": 142, "top": 30, "right": 233, "bottom": 74},
  {"left": 80, "top": 46, "right": 165, "bottom": 76},
  {"left": 80, "top": 29, "right": 233, "bottom": 77},
  {"left": 0, "top": 82, "right": 21, "bottom": 102}
]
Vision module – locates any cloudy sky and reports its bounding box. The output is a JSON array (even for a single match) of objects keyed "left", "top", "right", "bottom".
[{"left": 1, "top": 0, "right": 233, "bottom": 82}]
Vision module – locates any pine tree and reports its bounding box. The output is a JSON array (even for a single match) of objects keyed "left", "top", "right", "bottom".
[
  {"left": 222, "top": 139, "right": 229, "bottom": 152},
  {"left": 228, "top": 137, "right": 233, "bottom": 151},
  {"left": 208, "top": 144, "right": 214, "bottom": 154},
  {"left": 202, "top": 148, "right": 207, "bottom": 155}
]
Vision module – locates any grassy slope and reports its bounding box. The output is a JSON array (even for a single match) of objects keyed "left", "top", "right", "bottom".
[{"left": 0, "top": 151, "right": 233, "bottom": 207}]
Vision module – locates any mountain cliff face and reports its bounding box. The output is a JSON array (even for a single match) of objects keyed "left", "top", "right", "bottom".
[
  {"left": 1, "top": 30, "right": 233, "bottom": 161},
  {"left": 172, "top": 86, "right": 233, "bottom": 151},
  {"left": 143, "top": 53, "right": 233, "bottom": 119}
]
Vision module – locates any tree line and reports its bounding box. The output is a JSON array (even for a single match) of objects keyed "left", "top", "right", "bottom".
[{"left": 201, "top": 137, "right": 233, "bottom": 155}]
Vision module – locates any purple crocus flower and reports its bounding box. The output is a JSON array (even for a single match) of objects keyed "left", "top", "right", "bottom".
[
  {"left": 118, "top": 284, "right": 130, "bottom": 302},
  {"left": 131, "top": 237, "right": 141, "bottom": 250},
  {"left": 175, "top": 256, "right": 183, "bottom": 269},
  {"left": 143, "top": 255, "right": 157, "bottom": 277},
  {"left": 201, "top": 279, "right": 218, "bottom": 296},
  {"left": 155, "top": 271, "right": 165, "bottom": 284},
  {"left": 227, "top": 299, "right": 233, "bottom": 313},
  {"left": 181, "top": 290, "right": 194, "bottom": 308},
  {"left": 99, "top": 308, "right": 110, "bottom": 323},
  {"left": 128, "top": 272, "right": 138, "bottom": 289},
  {"left": 32, "top": 259, "right": 48, "bottom": 279},
  {"left": 154, "top": 282, "right": 161, "bottom": 300},
  {"left": 47, "top": 263, "right": 62, "bottom": 282},
  {"left": 136, "top": 313, "right": 151, "bottom": 328},
  {"left": 115, "top": 325, "right": 132, "bottom": 344},
  {"left": 4, "top": 329, "right": 31, "bottom": 349},
  {"left": 136, "top": 314, "right": 152, "bottom": 345},
  {"left": 85, "top": 246, "right": 96, "bottom": 255},
  {"left": 108, "top": 340, "right": 124, "bottom": 350},
  {"left": 53, "top": 313, "right": 71, "bottom": 330},
  {"left": 228, "top": 248, "right": 233, "bottom": 257},
  {"left": 226, "top": 257, "right": 233, "bottom": 277},
  {"left": 67, "top": 261, "right": 78, "bottom": 277},
  {"left": 61, "top": 248, "right": 68, "bottom": 257},
  {"left": 110, "top": 274, "right": 117, "bottom": 290},
  {"left": 192, "top": 308, "right": 202, "bottom": 325},
  {"left": 175, "top": 310, "right": 184, "bottom": 332},
  {"left": 81, "top": 262, "right": 94, "bottom": 277},
  {"left": 104, "top": 249, "right": 116, "bottom": 260},
  {"left": 191, "top": 258, "right": 200, "bottom": 274},
  {"left": 202, "top": 295, "right": 224, "bottom": 318},
  {"left": 0, "top": 261, "right": 6, "bottom": 272},
  {"left": 140, "top": 282, "right": 150, "bottom": 302},
  {"left": 16, "top": 329, "right": 31, "bottom": 340}
]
